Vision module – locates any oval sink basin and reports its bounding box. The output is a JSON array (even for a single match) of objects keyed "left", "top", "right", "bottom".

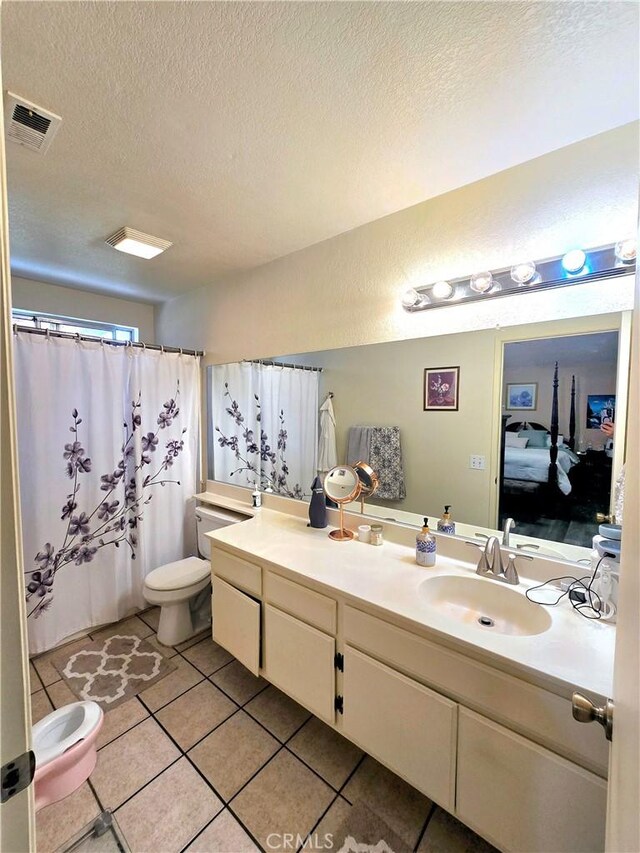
[{"left": 418, "top": 575, "right": 552, "bottom": 636}]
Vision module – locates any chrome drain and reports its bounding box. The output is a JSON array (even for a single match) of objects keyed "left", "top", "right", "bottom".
[{"left": 478, "top": 616, "right": 495, "bottom": 628}]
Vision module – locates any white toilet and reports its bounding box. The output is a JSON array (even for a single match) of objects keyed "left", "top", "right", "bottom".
[{"left": 143, "top": 505, "right": 246, "bottom": 646}]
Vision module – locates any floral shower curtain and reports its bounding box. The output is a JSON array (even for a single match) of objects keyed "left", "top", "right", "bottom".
[
  {"left": 210, "top": 361, "right": 318, "bottom": 499},
  {"left": 14, "top": 334, "right": 200, "bottom": 654}
]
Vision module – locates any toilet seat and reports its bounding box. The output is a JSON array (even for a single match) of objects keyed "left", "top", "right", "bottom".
[
  {"left": 33, "top": 701, "right": 103, "bottom": 768},
  {"left": 144, "top": 557, "right": 210, "bottom": 592}
]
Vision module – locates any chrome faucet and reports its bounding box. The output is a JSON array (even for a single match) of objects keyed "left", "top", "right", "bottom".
[
  {"left": 466, "top": 536, "right": 531, "bottom": 585},
  {"left": 502, "top": 517, "right": 516, "bottom": 547}
]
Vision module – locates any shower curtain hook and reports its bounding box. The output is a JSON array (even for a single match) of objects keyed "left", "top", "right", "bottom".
[
  {"left": 12, "top": 323, "right": 17, "bottom": 335},
  {"left": 142, "top": 341, "right": 146, "bottom": 351},
  {"left": 45, "top": 328, "right": 51, "bottom": 340},
  {"left": 180, "top": 347, "right": 183, "bottom": 356},
  {"left": 161, "top": 345, "right": 165, "bottom": 354}
]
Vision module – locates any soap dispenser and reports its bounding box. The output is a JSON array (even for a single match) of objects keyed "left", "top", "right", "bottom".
[
  {"left": 437, "top": 505, "right": 456, "bottom": 535},
  {"left": 416, "top": 518, "right": 436, "bottom": 567},
  {"left": 308, "top": 476, "right": 328, "bottom": 529}
]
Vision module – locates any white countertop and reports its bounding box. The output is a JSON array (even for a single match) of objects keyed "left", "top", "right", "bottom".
[{"left": 201, "top": 494, "right": 615, "bottom": 701}]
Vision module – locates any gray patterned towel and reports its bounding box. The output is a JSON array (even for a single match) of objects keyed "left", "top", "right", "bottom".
[{"left": 369, "top": 426, "right": 406, "bottom": 500}]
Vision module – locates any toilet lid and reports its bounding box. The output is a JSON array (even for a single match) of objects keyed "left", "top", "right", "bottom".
[{"left": 145, "top": 556, "right": 210, "bottom": 591}]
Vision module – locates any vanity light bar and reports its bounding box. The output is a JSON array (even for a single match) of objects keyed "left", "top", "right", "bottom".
[{"left": 402, "top": 241, "right": 636, "bottom": 312}]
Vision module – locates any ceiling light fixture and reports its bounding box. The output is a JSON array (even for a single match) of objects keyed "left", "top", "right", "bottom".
[
  {"left": 561, "top": 249, "right": 587, "bottom": 275},
  {"left": 105, "top": 227, "right": 172, "bottom": 260},
  {"left": 469, "top": 271, "right": 493, "bottom": 294}
]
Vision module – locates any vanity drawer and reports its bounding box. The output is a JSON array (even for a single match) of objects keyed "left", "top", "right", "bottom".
[
  {"left": 265, "top": 571, "right": 336, "bottom": 635},
  {"left": 343, "top": 606, "right": 609, "bottom": 777},
  {"left": 456, "top": 708, "right": 606, "bottom": 852},
  {"left": 343, "top": 646, "right": 457, "bottom": 810},
  {"left": 212, "top": 546, "right": 262, "bottom": 597}
]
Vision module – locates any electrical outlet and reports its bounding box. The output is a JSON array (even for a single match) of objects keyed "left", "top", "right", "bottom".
[{"left": 469, "top": 455, "right": 486, "bottom": 470}]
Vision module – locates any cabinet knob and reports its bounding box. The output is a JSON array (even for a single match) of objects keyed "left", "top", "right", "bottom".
[
  {"left": 596, "top": 512, "right": 611, "bottom": 523},
  {"left": 572, "top": 692, "right": 614, "bottom": 741}
]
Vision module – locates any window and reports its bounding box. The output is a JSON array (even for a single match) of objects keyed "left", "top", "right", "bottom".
[{"left": 12, "top": 310, "right": 138, "bottom": 342}]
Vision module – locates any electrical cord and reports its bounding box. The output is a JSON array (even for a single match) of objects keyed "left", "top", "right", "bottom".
[{"left": 525, "top": 556, "right": 609, "bottom": 620}]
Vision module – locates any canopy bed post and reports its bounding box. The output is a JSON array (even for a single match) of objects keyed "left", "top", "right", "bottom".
[
  {"left": 569, "top": 374, "right": 576, "bottom": 451},
  {"left": 548, "top": 361, "right": 559, "bottom": 492}
]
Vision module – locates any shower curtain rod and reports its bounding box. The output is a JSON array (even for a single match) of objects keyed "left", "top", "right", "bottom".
[
  {"left": 12, "top": 324, "right": 204, "bottom": 357},
  {"left": 242, "top": 358, "right": 322, "bottom": 373}
]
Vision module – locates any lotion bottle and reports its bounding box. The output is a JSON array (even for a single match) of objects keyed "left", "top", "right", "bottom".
[
  {"left": 416, "top": 518, "right": 436, "bottom": 567},
  {"left": 437, "top": 505, "right": 456, "bottom": 535},
  {"left": 252, "top": 483, "right": 262, "bottom": 508}
]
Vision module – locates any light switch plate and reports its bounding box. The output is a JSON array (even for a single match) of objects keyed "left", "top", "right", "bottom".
[{"left": 469, "top": 455, "right": 486, "bottom": 470}]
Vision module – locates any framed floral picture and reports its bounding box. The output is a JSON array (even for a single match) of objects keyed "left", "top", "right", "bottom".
[
  {"left": 424, "top": 367, "right": 460, "bottom": 411},
  {"left": 506, "top": 382, "right": 538, "bottom": 410}
]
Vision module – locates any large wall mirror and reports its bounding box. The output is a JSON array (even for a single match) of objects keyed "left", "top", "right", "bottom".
[{"left": 207, "top": 309, "right": 631, "bottom": 564}]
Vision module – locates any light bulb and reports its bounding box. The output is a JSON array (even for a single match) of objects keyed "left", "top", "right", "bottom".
[
  {"left": 562, "top": 249, "right": 586, "bottom": 274},
  {"left": 432, "top": 280, "right": 454, "bottom": 299},
  {"left": 510, "top": 261, "right": 537, "bottom": 285},
  {"left": 614, "top": 238, "right": 636, "bottom": 264},
  {"left": 401, "top": 288, "right": 430, "bottom": 309},
  {"left": 401, "top": 288, "right": 420, "bottom": 308},
  {"left": 469, "top": 272, "right": 493, "bottom": 294}
]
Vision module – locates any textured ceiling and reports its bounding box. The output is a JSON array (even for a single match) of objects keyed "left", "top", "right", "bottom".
[
  {"left": 2, "top": 1, "right": 638, "bottom": 303},
  {"left": 505, "top": 331, "right": 619, "bottom": 369}
]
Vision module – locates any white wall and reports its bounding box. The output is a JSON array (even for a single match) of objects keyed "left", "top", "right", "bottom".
[
  {"left": 12, "top": 276, "right": 156, "bottom": 342},
  {"left": 155, "top": 124, "right": 638, "bottom": 361}
]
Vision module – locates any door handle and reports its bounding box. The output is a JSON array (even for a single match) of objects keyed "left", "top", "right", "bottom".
[{"left": 572, "top": 692, "right": 614, "bottom": 741}]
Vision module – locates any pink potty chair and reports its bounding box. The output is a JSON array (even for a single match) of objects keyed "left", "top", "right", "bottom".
[{"left": 32, "top": 701, "right": 103, "bottom": 811}]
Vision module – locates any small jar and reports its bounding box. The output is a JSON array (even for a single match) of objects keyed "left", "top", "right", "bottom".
[
  {"left": 358, "top": 524, "right": 371, "bottom": 544},
  {"left": 370, "top": 523, "right": 383, "bottom": 546}
]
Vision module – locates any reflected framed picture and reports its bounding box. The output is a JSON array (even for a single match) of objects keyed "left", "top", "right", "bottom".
[
  {"left": 586, "top": 395, "right": 615, "bottom": 429},
  {"left": 424, "top": 367, "right": 460, "bottom": 411},
  {"left": 506, "top": 382, "right": 538, "bottom": 410}
]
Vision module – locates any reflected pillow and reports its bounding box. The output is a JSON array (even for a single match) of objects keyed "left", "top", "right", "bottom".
[
  {"left": 545, "top": 434, "right": 565, "bottom": 447},
  {"left": 518, "top": 430, "right": 548, "bottom": 448},
  {"left": 506, "top": 433, "right": 528, "bottom": 449}
]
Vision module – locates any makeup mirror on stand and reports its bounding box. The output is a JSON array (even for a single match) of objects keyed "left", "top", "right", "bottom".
[
  {"left": 323, "top": 466, "right": 361, "bottom": 540},
  {"left": 353, "top": 461, "right": 379, "bottom": 514}
]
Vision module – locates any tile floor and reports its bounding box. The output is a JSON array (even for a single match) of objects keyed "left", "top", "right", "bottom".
[{"left": 30, "top": 609, "right": 496, "bottom": 853}]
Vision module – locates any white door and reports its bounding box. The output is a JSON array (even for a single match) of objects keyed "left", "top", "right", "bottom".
[
  {"left": 0, "top": 56, "right": 35, "bottom": 851},
  {"left": 605, "top": 269, "right": 640, "bottom": 852}
]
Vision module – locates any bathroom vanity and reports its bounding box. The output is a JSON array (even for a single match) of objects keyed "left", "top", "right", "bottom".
[{"left": 199, "top": 491, "right": 613, "bottom": 853}]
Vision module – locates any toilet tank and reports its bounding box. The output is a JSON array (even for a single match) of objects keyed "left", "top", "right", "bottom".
[{"left": 195, "top": 505, "right": 249, "bottom": 559}]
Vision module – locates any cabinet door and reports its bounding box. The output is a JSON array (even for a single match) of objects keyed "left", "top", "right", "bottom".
[
  {"left": 342, "top": 646, "right": 457, "bottom": 810},
  {"left": 456, "top": 708, "right": 607, "bottom": 853},
  {"left": 212, "top": 575, "right": 261, "bottom": 675},
  {"left": 264, "top": 605, "right": 335, "bottom": 723}
]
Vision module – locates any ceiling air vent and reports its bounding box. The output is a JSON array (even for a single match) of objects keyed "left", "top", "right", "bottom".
[{"left": 4, "top": 92, "right": 61, "bottom": 154}]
